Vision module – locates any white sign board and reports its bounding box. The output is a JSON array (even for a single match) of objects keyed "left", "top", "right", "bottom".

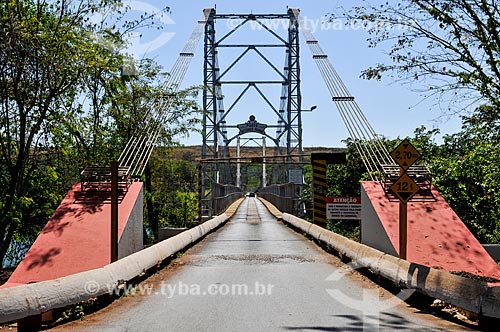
[{"left": 326, "top": 196, "right": 361, "bottom": 220}]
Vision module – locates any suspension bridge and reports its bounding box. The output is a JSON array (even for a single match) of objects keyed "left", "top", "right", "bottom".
[{"left": 1, "top": 7, "right": 500, "bottom": 331}]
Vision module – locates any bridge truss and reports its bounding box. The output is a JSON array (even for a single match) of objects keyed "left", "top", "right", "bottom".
[{"left": 200, "top": 8, "right": 307, "bottom": 214}]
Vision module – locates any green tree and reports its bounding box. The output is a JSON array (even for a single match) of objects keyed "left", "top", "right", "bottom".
[
  {"left": 0, "top": 0, "right": 194, "bottom": 266},
  {"left": 334, "top": 1, "right": 500, "bottom": 244},
  {"left": 337, "top": 0, "right": 500, "bottom": 116},
  {"left": 144, "top": 155, "right": 199, "bottom": 242},
  {"left": 0, "top": 0, "right": 109, "bottom": 263},
  {"left": 430, "top": 118, "right": 500, "bottom": 243}
]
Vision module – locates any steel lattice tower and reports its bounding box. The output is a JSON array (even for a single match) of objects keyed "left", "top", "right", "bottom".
[{"left": 201, "top": 9, "right": 304, "bottom": 208}]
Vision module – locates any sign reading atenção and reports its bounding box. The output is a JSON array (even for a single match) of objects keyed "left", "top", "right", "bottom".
[{"left": 326, "top": 196, "right": 361, "bottom": 220}]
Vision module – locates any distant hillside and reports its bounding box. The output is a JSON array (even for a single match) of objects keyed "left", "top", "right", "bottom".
[{"left": 167, "top": 145, "right": 346, "bottom": 162}]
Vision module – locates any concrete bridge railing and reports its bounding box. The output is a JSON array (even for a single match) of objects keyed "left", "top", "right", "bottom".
[
  {"left": 0, "top": 199, "right": 244, "bottom": 324},
  {"left": 282, "top": 212, "right": 500, "bottom": 321},
  {"left": 257, "top": 198, "right": 500, "bottom": 322}
]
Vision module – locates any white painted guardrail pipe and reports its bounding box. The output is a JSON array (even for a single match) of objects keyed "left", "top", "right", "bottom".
[{"left": 280, "top": 212, "right": 500, "bottom": 320}]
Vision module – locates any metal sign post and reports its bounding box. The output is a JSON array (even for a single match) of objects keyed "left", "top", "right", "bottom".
[
  {"left": 399, "top": 201, "right": 408, "bottom": 259},
  {"left": 389, "top": 139, "right": 421, "bottom": 260},
  {"left": 111, "top": 161, "right": 119, "bottom": 263},
  {"left": 197, "top": 164, "right": 203, "bottom": 224}
]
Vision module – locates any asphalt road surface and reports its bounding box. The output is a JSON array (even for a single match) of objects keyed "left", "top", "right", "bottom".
[{"left": 48, "top": 198, "right": 474, "bottom": 331}]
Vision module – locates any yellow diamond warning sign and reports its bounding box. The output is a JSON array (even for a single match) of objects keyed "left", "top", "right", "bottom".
[
  {"left": 390, "top": 139, "right": 421, "bottom": 171},
  {"left": 390, "top": 173, "right": 419, "bottom": 204}
]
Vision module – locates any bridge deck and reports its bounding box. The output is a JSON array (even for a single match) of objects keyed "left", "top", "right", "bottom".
[{"left": 48, "top": 198, "right": 470, "bottom": 331}]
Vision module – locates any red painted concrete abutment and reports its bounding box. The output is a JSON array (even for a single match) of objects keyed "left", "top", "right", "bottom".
[
  {"left": 2, "top": 182, "right": 143, "bottom": 288},
  {"left": 361, "top": 181, "right": 500, "bottom": 281}
]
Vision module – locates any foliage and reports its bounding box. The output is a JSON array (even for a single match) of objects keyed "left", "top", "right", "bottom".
[
  {"left": 241, "top": 164, "right": 264, "bottom": 193},
  {"left": 329, "top": 1, "right": 500, "bottom": 244},
  {"left": 336, "top": 0, "right": 500, "bottom": 113},
  {"left": 303, "top": 124, "right": 500, "bottom": 244},
  {"left": 169, "top": 191, "right": 198, "bottom": 228},
  {"left": 374, "top": 123, "right": 500, "bottom": 244},
  {"left": 0, "top": 0, "right": 110, "bottom": 264},
  {"left": 144, "top": 151, "right": 199, "bottom": 242},
  {"left": 323, "top": 142, "right": 366, "bottom": 240},
  {"left": 430, "top": 117, "right": 500, "bottom": 243},
  {"left": 0, "top": 0, "right": 197, "bottom": 266}
]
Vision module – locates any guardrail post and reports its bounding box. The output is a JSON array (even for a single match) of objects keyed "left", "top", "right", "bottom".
[
  {"left": 198, "top": 164, "right": 202, "bottom": 224},
  {"left": 111, "top": 160, "right": 119, "bottom": 263}
]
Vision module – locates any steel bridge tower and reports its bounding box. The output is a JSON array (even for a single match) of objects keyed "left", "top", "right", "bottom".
[{"left": 201, "top": 8, "right": 304, "bottom": 210}]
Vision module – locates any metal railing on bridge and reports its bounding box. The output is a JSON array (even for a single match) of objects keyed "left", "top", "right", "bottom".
[
  {"left": 203, "top": 183, "right": 244, "bottom": 218},
  {"left": 258, "top": 183, "right": 302, "bottom": 215}
]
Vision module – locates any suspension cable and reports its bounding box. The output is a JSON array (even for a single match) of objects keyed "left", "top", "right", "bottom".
[
  {"left": 291, "top": 8, "right": 392, "bottom": 181},
  {"left": 117, "top": 9, "right": 212, "bottom": 177}
]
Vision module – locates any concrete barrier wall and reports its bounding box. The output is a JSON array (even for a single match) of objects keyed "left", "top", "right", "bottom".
[
  {"left": 118, "top": 185, "right": 144, "bottom": 259},
  {"left": 280, "top": 213, "right": 500, "bottom": 320},
  {"left": 0, "top": 198, "right": 244, "bottom": 324},
  {"left": 360, "top": 186, "right": 398, "bottom": 256}
]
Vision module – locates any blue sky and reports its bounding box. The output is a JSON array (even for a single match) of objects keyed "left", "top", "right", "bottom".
[{"left": 121, "top": 0, "right": 464, "bottom": 148}]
